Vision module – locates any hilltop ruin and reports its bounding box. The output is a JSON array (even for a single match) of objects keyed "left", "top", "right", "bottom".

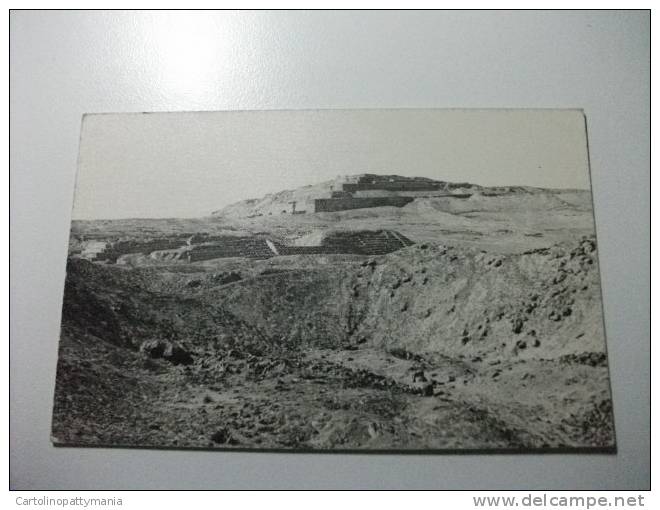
[
  {"left": 213, "top": 174, "right": 479, "bottom": 217},
  {"left": 313, "top": 174, "right": 473, "bottom": 212}
]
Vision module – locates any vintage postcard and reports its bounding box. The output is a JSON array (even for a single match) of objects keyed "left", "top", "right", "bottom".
[{"left": 52, "top": 109, "right": 614, "bottom": 451}]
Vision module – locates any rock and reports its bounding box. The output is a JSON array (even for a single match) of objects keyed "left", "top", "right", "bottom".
[
  {"left": 549, "top": 311, "right": 562, "bottom": 321},
  {"left": 213, "top": 271, "right": 242, "bottom": 285},
  {"left": 140, "top": 339, "right": 193, "bottom": 365},
  {"left": 516, "top": 340, "right": 527, "bottom": 350},
  {"left": 411, "top": 381, "right": 434, "bottom": 396},
  {"left": 553, "top": 273, "right": 567, "bottom": 284},
  {"left": 211, "top": 428, "right": 232, "bottom": 444},
  {"left": 412, "top": 370, "right": 427, "bottom": 383},
  {"left": 512, "top": 318, "right": 524, "bottom": 334}
]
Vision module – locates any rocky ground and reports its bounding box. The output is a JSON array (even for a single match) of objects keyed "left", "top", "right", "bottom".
[{"left": 52, "top": 185, "right": 615, "bottom": 451}]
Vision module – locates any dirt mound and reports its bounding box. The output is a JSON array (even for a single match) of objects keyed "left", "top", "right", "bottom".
[{"left": 405, "top": 190, "right": 591, "bottom": 216}]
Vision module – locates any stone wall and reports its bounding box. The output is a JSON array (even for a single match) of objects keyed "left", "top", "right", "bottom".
[
  {"left": 341, "top": 182, "right": 444, "bottom": 192},
  {"left": 188, "top": 237, "right": 274, "bottom": 262},
  {"left": 275, "top": 230, "right": 414, "bottom": 256},
  {"left": 314, "top": 196, "right": 414, "bottom": 212}
]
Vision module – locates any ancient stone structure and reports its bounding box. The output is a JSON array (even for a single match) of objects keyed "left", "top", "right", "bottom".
[
  {"left": 314, "top": 196, "right": 414, "bottom": 212},
  {"left": 186, "top": 230, "right": 414, "bottom": 262},
  {"left": 90, "top": 230, "right": 415, "bottom": 264},
  {"left": 274, "top": 230, "right": 414, "bottom": 256},
  {"left": 188, "top": 236, "right": 274, "bottom": 261},
  {"left": 313, "top": 174, "right": 471, "bottom": 213}
]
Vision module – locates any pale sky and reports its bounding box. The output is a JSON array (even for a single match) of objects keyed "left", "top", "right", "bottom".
[{"left": 73, "top": 109, "right": 591, "bottom": 219}]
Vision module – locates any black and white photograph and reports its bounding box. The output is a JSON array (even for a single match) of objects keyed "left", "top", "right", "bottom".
[{"left": 50, "top": 109, "right": 615, "bottom": 451}]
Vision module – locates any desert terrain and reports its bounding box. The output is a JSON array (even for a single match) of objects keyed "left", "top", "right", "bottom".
[{"left": 52, "top": 175, "right": 615, "bottom": 450}]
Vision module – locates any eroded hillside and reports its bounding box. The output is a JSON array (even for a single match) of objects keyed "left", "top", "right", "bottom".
[{"left": 52, "top": 234, "right": 613, "bottom": 450}]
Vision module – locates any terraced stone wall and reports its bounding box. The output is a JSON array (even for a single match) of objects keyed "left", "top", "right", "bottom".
[
  {"left": 341, "top": 182, "right": 444, "bottom": 192},
  {"left": 188, "top": 237, "right": 274, "bottom": 262},
  {"left": 314, "top": 196, "right": 415, "bottom": 212}
]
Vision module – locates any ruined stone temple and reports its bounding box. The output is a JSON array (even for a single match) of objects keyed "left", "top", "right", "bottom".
[{"left": 312, "top": 174, "right": 472, "bottom": 213}]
